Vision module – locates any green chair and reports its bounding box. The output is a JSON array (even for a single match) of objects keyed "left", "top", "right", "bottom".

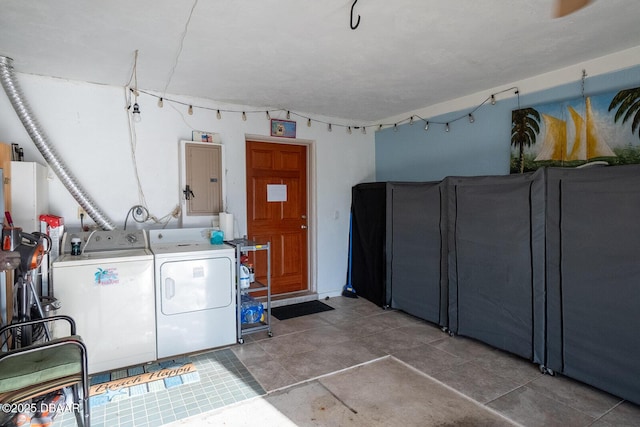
[{"left": 0, "top": 315, "right": 90, "bottom": 426}]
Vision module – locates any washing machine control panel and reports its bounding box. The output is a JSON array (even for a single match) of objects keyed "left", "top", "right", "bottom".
[{"left": 61, "top": 229, "right": 148, "bottom": 254}]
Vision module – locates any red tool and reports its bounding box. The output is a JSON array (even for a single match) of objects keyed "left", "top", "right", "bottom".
[{"left": 5, "top": 211, "right": 14, "bottom": 227}]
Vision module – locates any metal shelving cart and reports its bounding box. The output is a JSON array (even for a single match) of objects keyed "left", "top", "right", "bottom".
[{"left": 229, "top": 239, "right": 272, "bottom": 344}]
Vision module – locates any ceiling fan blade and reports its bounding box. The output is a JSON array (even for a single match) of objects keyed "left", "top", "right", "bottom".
[{"left": 554, "top": 0, "right": 591, "bottom": 17}]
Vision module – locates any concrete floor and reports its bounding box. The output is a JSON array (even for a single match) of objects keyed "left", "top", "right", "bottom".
[{"left": 169, "top": 296, "right": 640, "bottom": 426}]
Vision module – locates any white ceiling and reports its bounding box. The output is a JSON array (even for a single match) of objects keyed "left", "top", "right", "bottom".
[{"left": 1, "top": 0, "right": 639, "bottom": 123}]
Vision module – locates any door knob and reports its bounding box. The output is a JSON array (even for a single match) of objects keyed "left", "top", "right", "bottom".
[{"left": 301, "top": 225, "right": 307, "bottom": 229}]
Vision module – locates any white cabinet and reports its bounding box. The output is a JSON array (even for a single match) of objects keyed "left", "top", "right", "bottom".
[{"left": 10, "top": 161, "right": 49, "bottom": 232}]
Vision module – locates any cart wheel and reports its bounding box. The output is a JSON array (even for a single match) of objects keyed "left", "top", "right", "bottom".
[
  {"left": 539, "top": 365, "right": 555, "bottom": 376},
  {"left": 268, "top": 331, "right": 273, "bottom": 337},
  {"left": 238, "top": 338, "right": 244, "bottom": 344}
]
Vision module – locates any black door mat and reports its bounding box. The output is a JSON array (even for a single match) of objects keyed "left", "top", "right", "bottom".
[{"left": 271, "top": 300, "right": 335, "bottom": 320}]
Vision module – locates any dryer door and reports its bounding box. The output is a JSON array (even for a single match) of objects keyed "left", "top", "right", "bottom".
[{"left": 159, "top": 256, "right": 233, "bottom": 315}]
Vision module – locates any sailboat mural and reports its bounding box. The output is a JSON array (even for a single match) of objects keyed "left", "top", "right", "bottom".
[
  {"left": 511, "top": 85, "right": 640, "bottom": 173},
  {"left": 535, "top": 97, "right": 615, "bottom": 162}
]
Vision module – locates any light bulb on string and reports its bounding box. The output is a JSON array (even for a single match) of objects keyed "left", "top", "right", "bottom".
[
  {"left": 362, "top": 126, "right": 366, "bottom": 134},
  {"left": 491, "top": 95, "right": 496, "bottom": 105},
  {"left": 307, "top": 118, "right": 311, "bottom": 127},
  {"left": 378, "top": 124, "right": 383, "bottom": 131},
  {"left": 394, "top": 124, "right": 398, "bottom": 132},
  {"left": 287, "top": 111, "right": 291, "bottom": 119},
  {"left": 409, "top": 116, "right": 414, "bottom": 125},
  {"left": 188, "top": 105, "right": 193, "bottom": 115},
  {"left": 468, "top": 113, "right": 475, "bottom": 123},
  {"left": 328, "top": 123, "right": 332, "bottom": 132},
  {"left": 347, "top": 126, "right": 352, "bottom": 134},
  {"left": 157, "top": 98, "right": 163, "bottom": 108},
  {"left": 216, "top": 110, "right": 222, "bottom": 120},
  {"left": 424, "top": 121, "right": 429, "bottom": 131},
  {"left": 266, "top": 111, "right": 271, "bottom": 120},
  {"left": 132, "top": 103, "right": 142, "bottom": 123},
  {"left": 445, "top": 123, "right": 450, "bottom": 132},
  {"left": 242, "top": 112, "right": 247, "bottom": 121}
]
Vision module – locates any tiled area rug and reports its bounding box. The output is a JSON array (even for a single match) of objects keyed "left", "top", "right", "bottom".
[
  {"left": 56, "top": 348, "right": 265, "bottom": 427},
  {"left": 89, "top": 357, "right": 200, "bottom": 407}
]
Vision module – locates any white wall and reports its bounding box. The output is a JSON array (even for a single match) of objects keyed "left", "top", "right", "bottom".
[{"left": 0, "top": 73, "right": 375, "bottom": 297}]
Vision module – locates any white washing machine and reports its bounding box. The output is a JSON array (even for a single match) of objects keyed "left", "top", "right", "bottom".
[
  {"left": 149, "top": 228, "right": 236, "bottom": 359},
  {"left": 52, "top": 229, "right": 156, "bottom": 374}
]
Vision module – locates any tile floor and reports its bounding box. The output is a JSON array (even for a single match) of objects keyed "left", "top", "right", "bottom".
[
  {"left": 229, "top": 296, "right": 640, "bottom": 427},
  {"left": 59, "top": 295, "right": 640, "bottom": 426}
]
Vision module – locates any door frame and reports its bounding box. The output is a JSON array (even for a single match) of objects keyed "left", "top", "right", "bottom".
[{"left": 244, "top": 133, "right": 317, "bottom": 296}]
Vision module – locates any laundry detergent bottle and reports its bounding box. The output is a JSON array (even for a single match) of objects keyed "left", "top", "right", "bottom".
[{"left": 239, "top": 264, "right": 250, "bottom": 290}]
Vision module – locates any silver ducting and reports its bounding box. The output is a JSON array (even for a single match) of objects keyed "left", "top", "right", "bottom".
[{"left": 0, "top": 56, "right": 115, "bottom": 230}]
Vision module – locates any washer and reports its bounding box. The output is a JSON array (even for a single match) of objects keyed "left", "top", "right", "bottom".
[
  {"left": 149, "top": 228, "right": 236, "bottom": 359},
  {"left": 52, "top": 230, "right": 156, "bottom": 374}
]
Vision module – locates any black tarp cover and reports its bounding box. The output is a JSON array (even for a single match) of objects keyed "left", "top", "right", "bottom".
[
  {"left": 546, "top": 165, "right": 640, "bottom": 405},
  {"left": 447, "top": 170, "right": 546, "bottom": 363},
  {"left": 389, "top": 181, "right": 448, "bottom": 327},
  {"left": 350, "top": 182, "right": 391, "bottom": 307}
]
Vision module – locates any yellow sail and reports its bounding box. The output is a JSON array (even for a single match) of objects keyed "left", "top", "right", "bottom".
[
  {"left": 535, "top": 114, "right": 566, "bottom": 161},
  {"left": 567, "top": 105, "right": 586, "bottom": 161},
  {"left": 585, "top": 97, "right": 616, "bottom": 159}
]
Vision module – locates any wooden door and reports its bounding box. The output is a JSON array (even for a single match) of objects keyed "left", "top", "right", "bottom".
[{"left": 246, "top": 141, "right": 308, "bottom": 295}]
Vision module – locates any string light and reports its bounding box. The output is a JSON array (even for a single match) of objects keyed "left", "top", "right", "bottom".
[
  {"left": 133, "top": 85, "right": 519, "bottom": 135},
  {"left": 132, "top": 103, "right": 141, "bottom": 123},
  {"left": 403, "top": 86, "right": 519, "bottom": 133},
  {"left": 347, "top": 126, "right": 352, "bottom": 134},
  {"left": 361, "top": 126, "right": 366, "bottom": 134}
]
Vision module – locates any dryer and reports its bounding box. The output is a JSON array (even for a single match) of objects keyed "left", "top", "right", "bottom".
[{"left": 149, "top": 228, "right": 236, "bottom": 359}]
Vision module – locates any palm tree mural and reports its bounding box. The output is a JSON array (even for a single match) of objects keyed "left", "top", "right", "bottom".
[
  {"left": 511, "top": 107, "right": 541, "bottom": 173},
  {"left": 608, "top": 87, "right": 640, "bottom": 141}
]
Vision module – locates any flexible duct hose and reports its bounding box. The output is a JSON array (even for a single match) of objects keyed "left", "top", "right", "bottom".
[{"left": 0, "top": 56, "right": 115, "bottom": 230}]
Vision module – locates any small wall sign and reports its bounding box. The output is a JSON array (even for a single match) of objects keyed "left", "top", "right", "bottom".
[
  {"left": 267, "top": 184, "right": 287, "bottom": 202},
  {"left": 271, "top": 119, "right": 296, "bottom": 138}
]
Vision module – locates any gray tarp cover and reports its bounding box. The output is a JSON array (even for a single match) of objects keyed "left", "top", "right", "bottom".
[
  {"left": 546, "top": 165, "right": 640, "bottom": 405},
  {"left": 389, "top": 182, "right": 447, "bottom": 326},
  {"left": 446, "top": 170, "right": 546, "bottom": 363}
]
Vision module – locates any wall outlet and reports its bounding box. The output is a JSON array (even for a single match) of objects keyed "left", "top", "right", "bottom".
[{"left": 77, "top": 206, "right": 88, "bottom": 219}]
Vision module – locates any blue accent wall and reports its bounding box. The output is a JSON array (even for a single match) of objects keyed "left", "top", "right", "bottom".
[{"left": 375, "top": 65, "right": 640, "bottom": 182}]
